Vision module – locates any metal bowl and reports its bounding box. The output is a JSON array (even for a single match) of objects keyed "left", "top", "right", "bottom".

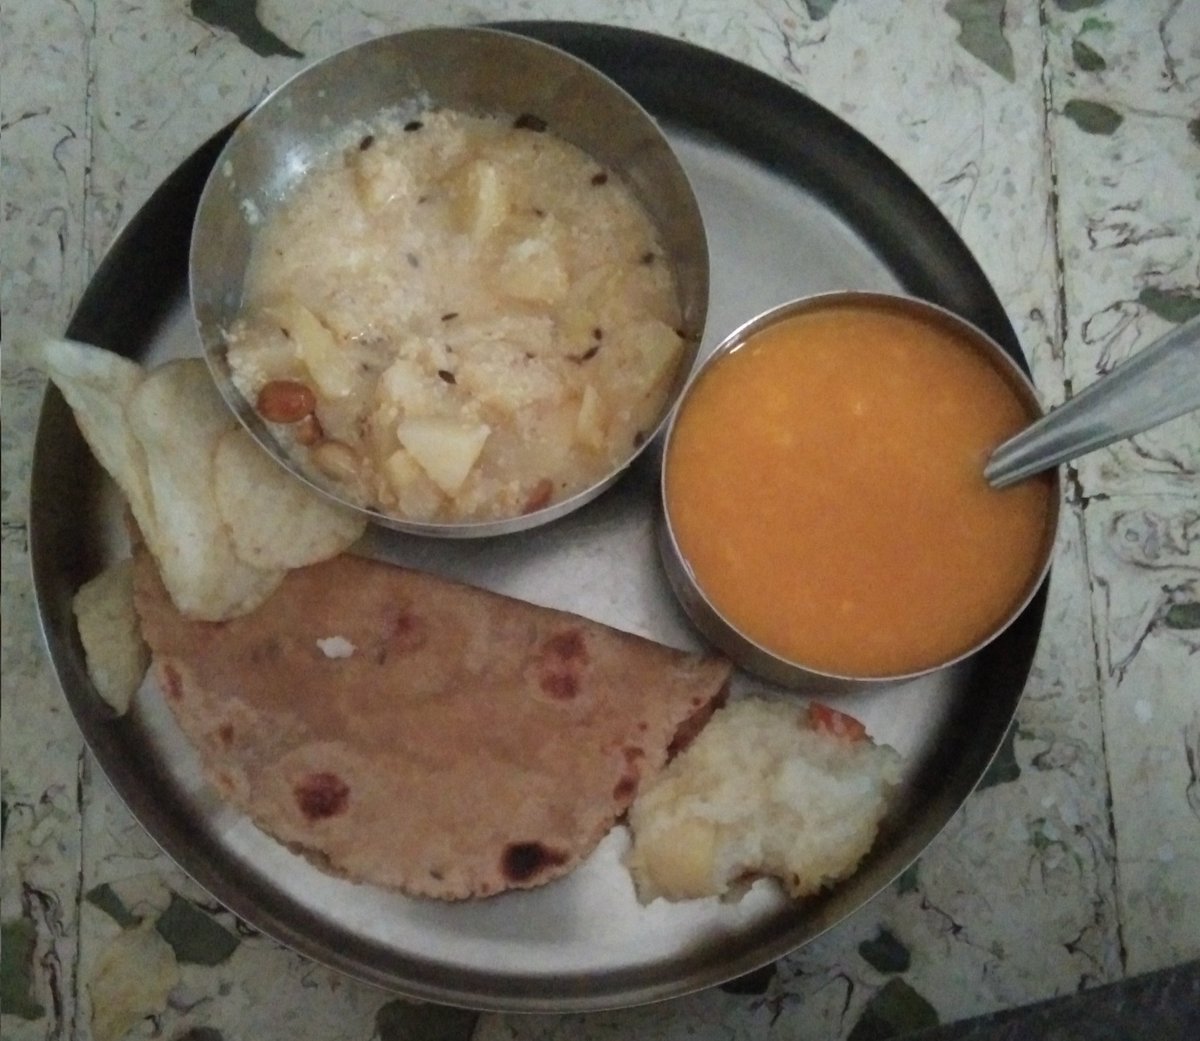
[
  {"left": 659, "top": 291, "right": 1061, "bottom": 689},
  {"left": 190, "top": 27, "right": 708, "bottom": 537}
]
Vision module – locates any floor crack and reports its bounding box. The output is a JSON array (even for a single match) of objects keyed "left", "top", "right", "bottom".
[
  {"left": 69, "top": 747, "right": 88, "bottom": 1040},
  {"left": 1039, "top": 0, "right": 1126, "bottom": 978}
]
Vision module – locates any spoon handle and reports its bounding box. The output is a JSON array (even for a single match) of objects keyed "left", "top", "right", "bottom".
[{"left": 985, "top": 314, "right": 1200, "bottom": 489}]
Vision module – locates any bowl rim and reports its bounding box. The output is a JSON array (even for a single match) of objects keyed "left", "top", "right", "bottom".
[
  {"left": 188, "top": 25, "right": 710, "bottom": 539},
  {"left": 658, "top": 289, "right": 1063, "bottom": 688}
]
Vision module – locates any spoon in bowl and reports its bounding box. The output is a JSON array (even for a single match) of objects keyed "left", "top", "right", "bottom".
[{"left": 985, "top": 314, "right": 1200, "bottom": 489}]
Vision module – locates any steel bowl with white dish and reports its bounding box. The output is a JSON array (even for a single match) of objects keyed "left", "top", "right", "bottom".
[{"left": 190, "top": 27, "right": 709, "bottom": 537}]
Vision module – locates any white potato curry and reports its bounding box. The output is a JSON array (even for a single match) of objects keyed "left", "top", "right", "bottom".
[{"left": 225, "top": 109, "right": 686, "bottom": 523}]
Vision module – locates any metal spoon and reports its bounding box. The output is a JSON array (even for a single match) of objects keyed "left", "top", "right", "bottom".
[{"left": 985, "top": 314, "right": 1200, "bottom": 489}]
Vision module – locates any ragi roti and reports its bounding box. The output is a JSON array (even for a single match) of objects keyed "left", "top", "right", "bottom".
[{"left": 133, "top": 549, "right": 731, "bottom": 899}]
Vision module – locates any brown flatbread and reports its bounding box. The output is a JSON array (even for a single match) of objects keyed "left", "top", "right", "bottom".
[{"left": 132, "top": 549, "right": 730, "bottom": 899}]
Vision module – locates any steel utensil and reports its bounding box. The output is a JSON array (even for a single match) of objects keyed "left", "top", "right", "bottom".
[{"left": 986, "top": 315, "right": 1200, "bottom": 488}]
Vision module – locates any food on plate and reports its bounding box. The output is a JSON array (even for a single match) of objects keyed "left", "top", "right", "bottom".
[
  {"left": 39, "top": 341, "right": 367, "bottom": 621},
  {"left": 664, "top": 302, "right": 1055, "bottom": 677},
  {"left": 39, "top": 338, "right": 158, "bottom": 546},
  {"left": 44, "top": 336, "right": 904, "bottom": 908},
  {"left": 126, "top": 357, "right": 287, "bottom": 619},
  {"left": 72, "top": 559, "right": 149, "bottom": 714},
  {"left": 625, "top": 697, "right": 901, "bottom": 903},
  {"left": 131, "top": 548, "right": 732, "bottom": 899},
  {"left": 212, "top": 426, "right": 366, "bottom": 570},
  {"left": 225, "top": 109, "right": 688, "bottom": 523}
]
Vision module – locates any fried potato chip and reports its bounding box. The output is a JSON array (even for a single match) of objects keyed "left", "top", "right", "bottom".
[
  {"left": 72, "top": 558, "right": 150, "bottom": 714},
  {"left": 42, "top": 340, "right": 365, "bottom": 621},
  {"left": 213, "top": 427, "right": 366, "bottom": 569},
  {"left": 127, "top": 358, "right": 285, "bottom": 620},
  {"left": 38, "top": 338, "right": 158, "bottom": 543}
]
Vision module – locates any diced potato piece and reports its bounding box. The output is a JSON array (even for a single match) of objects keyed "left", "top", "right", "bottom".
[
  {"left": 397, "top": 416, "right": 491, "bottom": 496},
  {"left": 567, "top": 263, "right": 624, "bottom": 308},
  {"left": 382, "top": 448, "right": 444, "bottom": 519},
  {"left": 497, "top": 237, "right": 568, "bottom": 305},
  {"left": 383, "top": 446, "right": 422, "bottom": 491},
  {"left": 505, "top": 399, "right": 575, "bottom": 476},
  {"left": 378, "top": 356, "right": 453, "bottom": 416},
  {"left": 558, "top": 264, "right": 635, "bottom": 347},
  {"left": 265, "top": 301, "right": 357, "bottom": 399},
  {"left": 447, "top": 159, "right": 508, "bottom": 238},
  {"left": 575, "top": 384, "right": 607, "bottom": 451},
  {"left": 629, "top": 319, "right": 684, "bottom": 395}
]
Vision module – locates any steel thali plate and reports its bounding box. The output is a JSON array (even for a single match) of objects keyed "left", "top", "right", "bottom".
[{"left": 30, "top": 23, "right": 1045, "bottom": 1012}]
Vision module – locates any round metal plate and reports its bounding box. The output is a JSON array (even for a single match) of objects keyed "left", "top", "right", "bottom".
[{"left": 30, "top": 23, "right": 1045, "bottom": 1012}]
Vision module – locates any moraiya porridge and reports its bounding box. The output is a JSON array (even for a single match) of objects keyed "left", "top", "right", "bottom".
[{"left": 224, "top": 109, "right": 688, "bottom": 523}]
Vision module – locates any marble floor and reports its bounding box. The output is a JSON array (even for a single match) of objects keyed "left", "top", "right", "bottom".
[{"left": 2, "top": 2, "right": 1197, "bottom": 1039}]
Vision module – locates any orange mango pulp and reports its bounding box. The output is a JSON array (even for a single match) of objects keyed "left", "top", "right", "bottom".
[{"left": 665, "top": 305, "right": 1055, "bottom": 677}]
